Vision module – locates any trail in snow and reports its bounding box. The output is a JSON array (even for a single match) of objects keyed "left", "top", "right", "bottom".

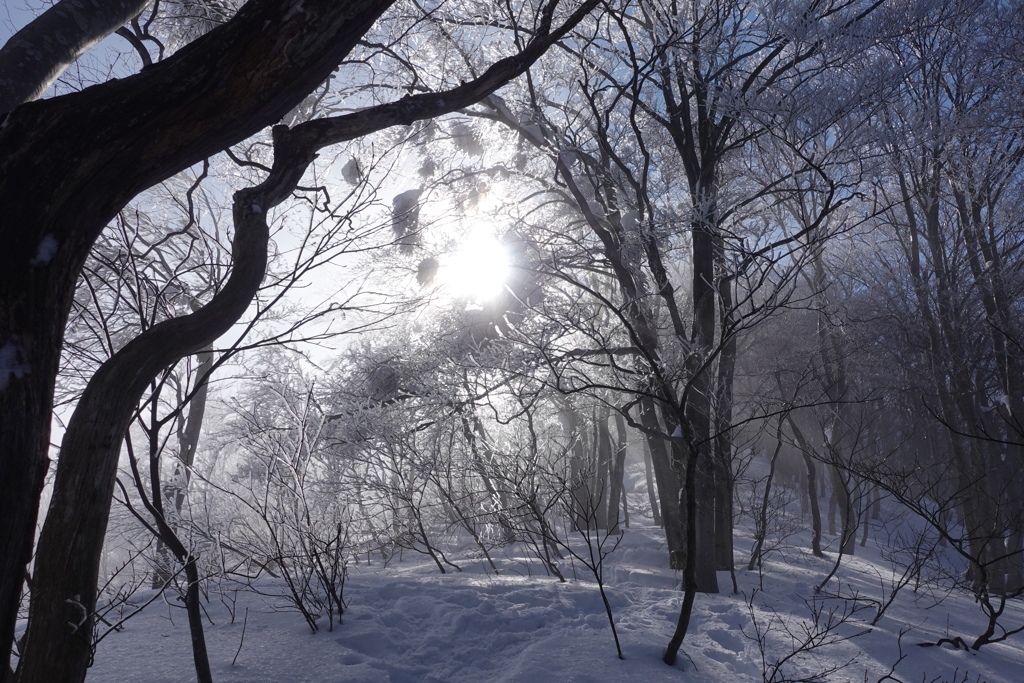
[{"left": 77, "top": 517, "right": 1024, "bottom": 683}]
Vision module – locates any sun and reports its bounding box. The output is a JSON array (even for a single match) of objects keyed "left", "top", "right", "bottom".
[{"left": 444, "top": 230, "right": 510, "bottom": 303}]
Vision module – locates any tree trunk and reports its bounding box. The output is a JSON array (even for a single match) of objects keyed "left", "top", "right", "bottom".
[
  {"left": 17, "top": 173, "right": 278, "bottom": 683},
  {"left": 829, "top": 463, "right": 857, "bottom": 556},
  {"left": 561, "top": 405, "right": 590, "bottom": 531},
  {"left": 786, "top": 415, "right": 823, "bottom": 557},
  {"left": 664, "top": 437, "right": 699, "bottom": 663},
  {"left": 642, "top": 438, "right": 663, "bottom": 526},
  {"left": 593, "top": 409, "right": 612, "bottom": 530},
  {"left": 0, "top": 4, "right": 396, "bottom": 674},
  {"left": 686, "top": 172, "right": 719, "bottom": 592},
  {"left": 608, "top": 413, "right": 628, "bottom": 534},
  {"left": 693, "top": 442, "right": 719, "bottom": 592},
  {"left": 183, "top": 558, "right": 214, "bottom": 683},
  {"left": 713, "top": 367, "right": 735, "bottom": 572},
  {"left": 641, "top": 398, "right": 684, "bottom": 564},
  {"left": 749, "top": 434, "right": 784, "bottom": 570},
  {"left": 713, "top": 217, "right": 737, "bottom": 573}
]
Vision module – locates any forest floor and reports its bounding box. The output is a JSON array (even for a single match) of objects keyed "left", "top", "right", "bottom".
[{"left": 76, "top": 497, "right": 1024, "bottom": 683}]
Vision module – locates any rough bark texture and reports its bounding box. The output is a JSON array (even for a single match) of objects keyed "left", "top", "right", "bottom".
[{"left": 686, "top": 180, "right": 720, "bottom": 593}]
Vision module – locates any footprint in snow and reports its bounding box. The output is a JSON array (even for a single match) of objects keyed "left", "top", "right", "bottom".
[{"left": 706, "top": 627, "right": 745, "bottom": 653}]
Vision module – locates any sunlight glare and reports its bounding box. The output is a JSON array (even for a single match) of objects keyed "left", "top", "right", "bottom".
[{"left": 445, "top": 231, "right": 510, "bottom": 303}]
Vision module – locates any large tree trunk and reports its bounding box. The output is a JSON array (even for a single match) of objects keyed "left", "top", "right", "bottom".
[
  {"left": 17, "top": 162, "right": 284, "bottom": 683},
  {"left": 686, "top": 164, "right": 720, "bottom": 593},
  {"left": 0, "top": 3, "right": 394, "bottom": 676},
  {"left": 1, "top": 1, "right": 601, "bottom": 674}
]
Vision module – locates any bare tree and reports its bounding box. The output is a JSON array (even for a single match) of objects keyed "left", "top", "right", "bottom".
[{"left": 2, "top": 1, "right": 600, "bottom": 680}]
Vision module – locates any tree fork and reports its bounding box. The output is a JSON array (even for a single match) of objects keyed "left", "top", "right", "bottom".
[{"left": 0, "top": 4, "right": 397, "bottom": 676}]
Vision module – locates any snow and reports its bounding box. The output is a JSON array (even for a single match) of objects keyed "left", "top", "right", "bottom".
[
  {"left": 75, "top": 514, "right": 1024, "bottom": 683},
  {"left": 29, "top": 233, "right": 58, "bottom": 265},
  {"left": 0, "top": 339, "right": 29, "bottom": 391}
]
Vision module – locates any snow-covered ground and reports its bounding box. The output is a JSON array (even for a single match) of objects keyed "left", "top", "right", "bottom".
[{"left": 78, "top": 514, "right": 1024, "bottom": 683}]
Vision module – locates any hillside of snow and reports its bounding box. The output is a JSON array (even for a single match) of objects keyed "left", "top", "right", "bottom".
[{"left": 78, "top": 509, "right": 1024, "bottom": 683}]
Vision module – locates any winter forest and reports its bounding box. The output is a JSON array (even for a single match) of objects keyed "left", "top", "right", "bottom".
[{"left": 2, "top": 0, "right": 1024, "bottom": 681}]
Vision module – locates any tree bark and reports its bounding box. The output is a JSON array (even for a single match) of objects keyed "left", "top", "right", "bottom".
[
  {"left": 1, "top": 1, "right": 600, "bottom": 675},
  {"left": 664, "top": 436, "right": 699, "bottom": 663},
  {"left": 786, "top": 415, "right": 823, "bottom": 557},
  {"left": 17, "top": 148, "right": 285, "bottom": 683},
  {"left": 686, "top": 171, "right": 720, "bottom": 592},
  {"left": 609, "top": 412, "right": 628, "bottom": 534},
  {"left": 0, "top": 4, "right": 395, "bottom": 674},
  {"left": 640, "top": 398, "right": 684, "bottom": 563},
  {"left": 713, "top": 276, "right": 736, "bottom": 571},
  {"left": 642, "top": 438, "right": 663, "bottom": 526}
]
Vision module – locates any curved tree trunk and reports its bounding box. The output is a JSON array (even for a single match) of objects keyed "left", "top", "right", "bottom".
[
  {"left": 0, "top": 4, "right": 396, "bottom": 674},
  {"left": 16, "top": 159, "right": 286, "bottom": 682},
  {"left": 4, "top": 4, "right": 603, "bottom": 677},
  {"left": 3, "top": 3, "right": 602, "bottom": 678}
]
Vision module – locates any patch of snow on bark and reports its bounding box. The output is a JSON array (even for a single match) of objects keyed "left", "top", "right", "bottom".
[
  {"left": 0, "top": 340, "right": 30, "bottom": 391},
  {"left": 30, "top": 233, "right": 58, "bottom": 265}
]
